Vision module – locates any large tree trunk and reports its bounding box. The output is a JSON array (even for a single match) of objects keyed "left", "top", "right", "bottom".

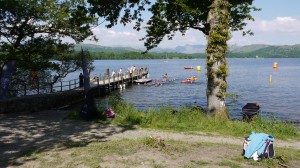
[{"left": 206, "top": 0, "right": 230, "bottom": 118}]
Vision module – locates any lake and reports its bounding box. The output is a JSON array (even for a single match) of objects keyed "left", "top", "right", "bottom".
[{"left": 67, "top": 58, "right": 300, "bottom": 122}]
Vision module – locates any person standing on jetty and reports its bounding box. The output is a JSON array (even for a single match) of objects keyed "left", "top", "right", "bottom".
[
  {"left": 79, "top": 73, "right": 83, "bottom": 87},
  {"left": 111, "top": 70, "right": 116, "bottom": 77},
  {"left": 105, "top": 68, "right": 109, "bottom": 78},
  {"left": 129, "top": 66, "right": 133, "bottom": 78}
]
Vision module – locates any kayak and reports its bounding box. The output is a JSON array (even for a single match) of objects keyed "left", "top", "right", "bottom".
[
  {"left": 181, "top": 80, "right": 193, "bottom": 83},
  {"left": 184, "top": 66, "right": 193, "bottom": 69}
]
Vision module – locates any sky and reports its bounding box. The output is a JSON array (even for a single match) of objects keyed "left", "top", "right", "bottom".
[{"left": 82, "top": 0, "right": 300, "bottom": 49}]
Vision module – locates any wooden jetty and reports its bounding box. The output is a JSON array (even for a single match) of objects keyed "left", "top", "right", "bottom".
[
  {"left": 0, "top": 67, "right": 150, "bottom": 114},
  {"left": 88, "top": 67, "right": 149, "bottom": 95}
]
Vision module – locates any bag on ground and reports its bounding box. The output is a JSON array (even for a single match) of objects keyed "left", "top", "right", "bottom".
[
  {"left": 105, "top": 108, "right": 115, "bottom": 118},
  {"left": 242, "top": 131, "right": 275, "bottom": 161}
]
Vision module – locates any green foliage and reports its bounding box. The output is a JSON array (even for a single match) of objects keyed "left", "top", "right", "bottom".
[
  {"left": 0, "top": 0, "right": 98, "bottom": 93},
  {"left": 105, "top": 97, "right": 300, "bottom": 140},
  {"left": 105, "top": 93, "right": 143, "bottom": 125},
  {"left": 0, "top": 0, "right": 97, "bottom": 52}
]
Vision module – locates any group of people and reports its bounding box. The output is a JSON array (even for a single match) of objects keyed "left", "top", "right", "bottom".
[
  {"left": 111, "top": 65, "right": 141, "bottom": 78},
  {"left": 87, "top": 65, "right": 148, "bottom": 84},
  {"left": 108, "top": 65, "right": 139, "bottom": 78},
  {"left": 109, "top": 68, "right": 124, "bottom": 78},
  {"left": 142, "top": 73, "right": 175, "bottom": 87},
  {"left": 128, "top": 65, "right": 136, "bottom": 77}
]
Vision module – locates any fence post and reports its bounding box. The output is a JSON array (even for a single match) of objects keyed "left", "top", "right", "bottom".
[{"left": 69, "top": 80, "right": 71, "bottom": 90}]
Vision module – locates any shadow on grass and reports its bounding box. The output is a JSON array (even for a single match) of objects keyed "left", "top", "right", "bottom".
[{"left": 0, "top": 107, "right": 136, "bottom": 167}]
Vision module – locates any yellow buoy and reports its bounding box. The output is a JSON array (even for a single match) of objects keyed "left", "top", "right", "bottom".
[
  {"left": 269, "top": 74, "right": 272, "bottom": 83},
  {"left": 273, "top": 62, "right": 278, "bottom": 68},
  {"left": 196, "top": 66, "right": 201, "bottom": 71}
]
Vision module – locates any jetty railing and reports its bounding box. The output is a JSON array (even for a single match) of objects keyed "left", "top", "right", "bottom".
[{"left": 10, "top": 79, "right": 81, "bottom": 96}]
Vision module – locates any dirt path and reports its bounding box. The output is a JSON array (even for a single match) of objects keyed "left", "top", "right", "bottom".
[{"left": 1, "top": 110, "right": 299, "bottom": 167}]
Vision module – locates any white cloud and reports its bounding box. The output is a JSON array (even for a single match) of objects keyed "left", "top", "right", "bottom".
[
  {"left": 229, "top": 16, "right": 300, "bottom": 46},
  {"left": 81, "top": 16, "right": 300, "bottom": 48},
  {"left": 83, "top": 27, "right": 145, "bottom": 47},
  {"left": 83, "top": 25, "right": 207, "bottom": 48},
  {"left": 250, "top": 17, "right": 300, "bottom": 33}
]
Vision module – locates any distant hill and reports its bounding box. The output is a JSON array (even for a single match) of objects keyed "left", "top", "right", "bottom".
[
  {"left": 150, "top": 44, "right": 206, "bottom": 54},
  {"left": 174, "top": 44, "right": 206, "bottom": 53},
  {"left": 231, "top": 44, "right": 271, "bottom": 53},
  {"left": 76, "top": 43, "right": 300, "bottom": 58},
  {"left": 77, "top": 43, "right": 206, "bottom": 54},
  {"left": 75, "top": 44, "right": 142, "bottom": 53},
  {"left": 230, "top": 44, "right": 300, "bottom": 58}
]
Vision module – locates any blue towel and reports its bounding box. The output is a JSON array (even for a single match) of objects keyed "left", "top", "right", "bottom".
[{"left": 244, "top": 131, "right": 275, "bottom": 158}]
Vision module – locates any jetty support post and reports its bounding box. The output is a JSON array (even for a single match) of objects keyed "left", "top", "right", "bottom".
[
  {"left": 97, "top": 77, "right": 100, "bottom": 96},
  {"left": 121, "top": 73, "right": 124, "bottom": 87},
  {"left": 108, "top": 76, "right": 111, "bottom": 92},
  {"left": 103, "top": 76, "right": 106, "bottom": 94},
  {"left": 112, "top": 75, "right": 116, "bottom": 90}
]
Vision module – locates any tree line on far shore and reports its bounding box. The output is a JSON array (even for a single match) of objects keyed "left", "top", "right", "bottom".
[{"left": 76, "top": 50, "right": 300, "bottom": 60}]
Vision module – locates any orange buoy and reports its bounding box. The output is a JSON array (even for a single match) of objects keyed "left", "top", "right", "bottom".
[{"left": 273, "top": 62, "right": 278, "bottom": 68}]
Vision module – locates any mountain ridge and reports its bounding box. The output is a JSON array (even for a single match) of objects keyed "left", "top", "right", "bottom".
[{"left": 76, "top": 43, "right": 300, "bottom": 58}]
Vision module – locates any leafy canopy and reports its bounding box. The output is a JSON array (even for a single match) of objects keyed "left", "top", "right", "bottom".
[
  {"left": 0, "top": 0, "right": 98, "bottom": 85},
  {"left": 88, "top": 0, "right": 259, "bottom": 51}
]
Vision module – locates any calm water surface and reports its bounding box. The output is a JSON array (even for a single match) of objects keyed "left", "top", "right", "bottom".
[{"left": 67, "top": 58, "right": 300, "bottom": 122}]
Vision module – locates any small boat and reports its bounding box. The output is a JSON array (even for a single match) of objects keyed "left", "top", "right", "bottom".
[
  {"left": 184, "top": 66, "right": 193, "bottom": 69},
  {"left": 181, "top": 79, "right": 193, "bottom": 83},
  {"left": 134, "top": 78, "right": 152, "bottom": 84},
  {"left": 242, "top": 103, "right": 260, "bottom": 121}
]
